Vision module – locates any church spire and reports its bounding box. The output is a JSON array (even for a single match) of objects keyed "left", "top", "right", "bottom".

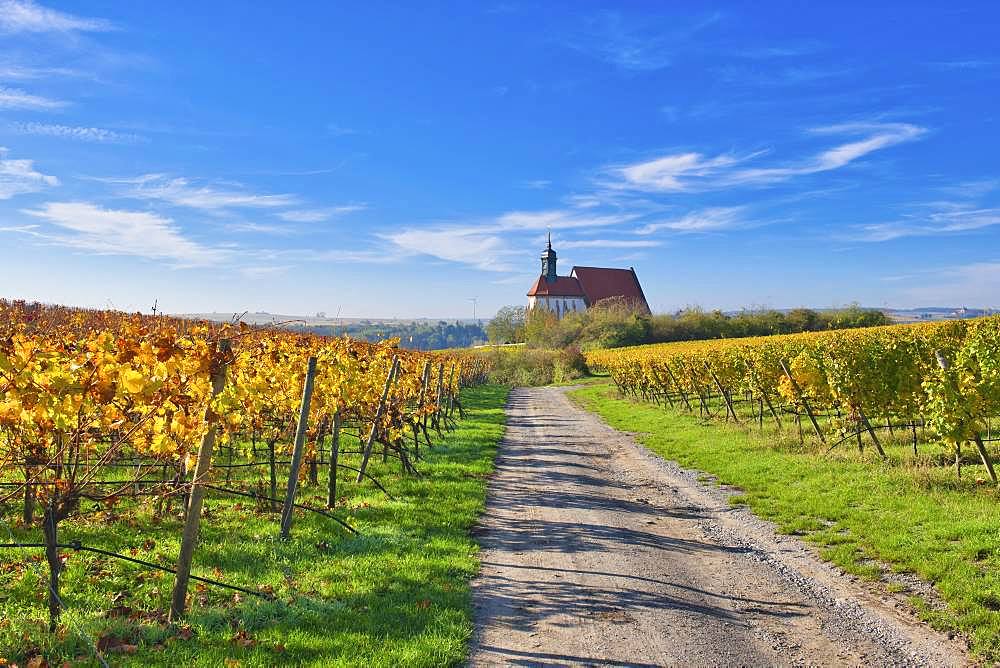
[{"left": 540, "top": 230, "right": 557, "bottom": 283}]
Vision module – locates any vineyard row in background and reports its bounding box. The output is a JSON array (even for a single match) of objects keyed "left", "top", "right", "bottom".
[{"left": 586, "top": 316, "right": 1000, "bottom": 483}]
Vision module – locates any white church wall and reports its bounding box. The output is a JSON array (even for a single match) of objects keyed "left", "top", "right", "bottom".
[{"left": 527, "top": 295, "right": 588, "bottom": 319}]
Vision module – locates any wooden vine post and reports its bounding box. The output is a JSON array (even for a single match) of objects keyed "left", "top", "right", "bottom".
[
  {"left": 280, "top": 356, "right": 318, "bottom": 539},
  {"left": 664, "top": 365, "right": 693, "bottom": 412},
  {"left": 705, "top": 363, "right": 741, "bottom": 425},
  {"left": 779, "top": 360, "right": 825, "bottom": 444},
  {"left": 856, "top": 409, "right": 888, "bottom": 460},
  {"left": 326, "top": 411, "right": 342, "bottom": 508},
  {"left": 414, "top": 360, "right": 431, "bottom": 456},
  {"left": 357, "top": 356, "right": 399, "bottom": 483},
  {"left": 169, "top": 339, "right": 231, "bottom": 622},
  {"left": 433, "top": 362, "right": 445, "bottom": 434},
  {"left": 446, "top": 363, "right": 458, "bottom": 425},
  {"left": 935, "top": 351, "right": 998, "bottom": 485},
  {"left": 650, "top": 367, "right": 674, "bottom": 408}
]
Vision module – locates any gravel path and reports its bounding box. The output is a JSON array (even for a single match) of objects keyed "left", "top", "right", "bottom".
[{"left": 468, "top": 386, "right": 969, "bottom": 667}]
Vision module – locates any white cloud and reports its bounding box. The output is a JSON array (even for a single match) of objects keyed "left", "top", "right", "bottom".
[
  {"left": 618, "top": 152, "right": 749, "bottom": 191},
  {"left": 277, "top": 205, "right": 366, "bottom": 223},
  {"left": 10, "top": 121, "right": 143, "bottom": 143},
  {"left": 99, "top": 174, "right": 299, "bottom": 212},
  {"left": 383, "top": 228, "right": 517, "bottom": 272},
  {"left": 494, "top": 208, "right": 636, "bottom": 231},
  {"left": 0, "top": 0, "right": 113, "bottom": 33},
  {"left": 558, "top": 239, "right": 661, "bottom": 248},
  {"left": 0, "top": 147, "right": 59, "bottom": 198},
  {"left": 636, "top": 206, "right": 747, "bottom": 233},
  {"left": 900, "top": 262, "right": 1000, "bottom": 308},
  {"left": 614, "top": 123, "right": 925, "bottom": 192},
  {"left": 854, "top": 206, "right": 1000, "bottom": 242},
  {"left": 0, "top": 86, "right": 66, "bottom": 110},
  {"left": 225, "top": 222, "right": 294, "bottom": 235},
  {"left": 327, "top": 123, "right": 358, "bottom": 137},
  {"left": 20, "top": 201, "right": 226, "bottom": 266},
  {"left": 380, "top": 208, "right": 637, "bottom": 271},
  {"left": 566, "top": 11, "right": 723, "bottom": 71},
  {"left": 520, "top": 179, "right": 551, "bottom": 190},
  {"left": 0, "top": 64, "right": 84, "bottom": 79}
]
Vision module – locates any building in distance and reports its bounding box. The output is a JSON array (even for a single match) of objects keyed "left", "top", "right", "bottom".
[{"left": 526, "top": 234, "right": 649, "bottom": 318}]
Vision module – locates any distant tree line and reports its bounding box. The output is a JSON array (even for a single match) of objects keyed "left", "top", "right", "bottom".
[
  {"left": 293, "top": 320, "right": 487, "bottom": 350},
  {"left": 486, "top": 299, "right": 890, "bottom": 350}
]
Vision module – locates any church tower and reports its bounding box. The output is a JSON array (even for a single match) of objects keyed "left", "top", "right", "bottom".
[{"left": 540, "top": 231, "right": 557, "bottom": 283}]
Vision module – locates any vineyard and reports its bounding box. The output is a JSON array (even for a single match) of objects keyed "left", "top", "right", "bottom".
[
  {"left": 0, "top": 300, "right": 497, "bottom": 665},
  {"left": 586, "top": 316, "right": 1000, "bottom": 481}
]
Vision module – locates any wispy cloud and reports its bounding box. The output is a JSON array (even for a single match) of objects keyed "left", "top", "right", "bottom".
[
  {"left": 0, "top": 0, "right": 113, "bottom": 33},
  {"left": 224, "top": 222, "right": 295, "bottom": 235},
  {"left": 97, "top": 174, "right": 299, "bottom": 212},
  {"left": 899, "top": 261, "right": 1000, "bottom": 308},
  {"left": 558, "top": 238, "right": 661, "bottom": 248},
  {"left": 636, "top": 206, "right": 748, "bottom": 234},
  {"left": 733, "top": 42, "right": 825, "bottom": 59},
  {"left": 520, "top": 179, "right": 551, "bottom": 189},
  {"left": 327, "top": 123, "right": 358, "bottom": 137},
  {"left": 928, "top": 60, "right": 997, "bottom": 71},
  {"left": 853, "top": 206, "right": 1000, "bottom": 242},
  {"left": 613, "top": 122, "right": 925, "bottom": 192},
  {"left": 0, "top": 85, "right": 66, "bottom": 110},
  {"left": 493, "top": 208, "right": 636, "bottom": 231},
  {"left": 10, "top": 121, "right": 144, "bottom": 143},
  {"left": 565, "top": 10, "right": 723, "bottom": 71},
  {"left": 617, "top": 152, "right": 752, "bottom": 192},
  {"left": 0, "top": 64, "right": 85, "bottom": 79},
  {"left": 19, "top": 201, "right": 225, "bottom": 266},
  {"left": 382, "top": 228, "right": 516, "bottom": 272},
  {"left": 381, "top": 208, "right": 636, "bottom": 272},
  {"left": 277, "top": 205, "right": 366, "bottom": 223},
  {"left": 714, "top": 64, "right": 856, "bottom": 87},
  {"left": 0, "top": 147, "right": 59, "bottom": 199}
]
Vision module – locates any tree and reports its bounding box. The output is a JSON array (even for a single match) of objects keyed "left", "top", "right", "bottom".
[{"left": 486, "top": 306, "right": 527, "bottom": 344}]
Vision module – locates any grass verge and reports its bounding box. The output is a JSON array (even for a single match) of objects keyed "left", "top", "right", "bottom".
[
  {"left": 1, "top": 384, "right": 508, "bottom": 667},
  {"left": 569, "top": 383, "right": 1000, "bottom": 662}
]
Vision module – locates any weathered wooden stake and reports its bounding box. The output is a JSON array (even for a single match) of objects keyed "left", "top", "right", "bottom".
[
  {"left": 169, "top": 339, "right": 230, "bottom": 622},
  {"left": 973, "top": 434, "right": 998, "bottom": 485},
  {"left": 326, "top": 412, "right": 342, "bottom": 508},
  {"left": 705, "top": 363, "right": 741, "bottom": 425},
  {"left": 934, "top": 350, "right": 998, "bottom": 485},
  {"left": 414, "top": 360, "right": 431, "bottom": 456},
  {"left": 280, "top": 356, "right": 318, "bottom": 539},
  {"left": 650, "top": 367, "right": 674, "bottom": 408},
  {"left": 433, "top": 362, "right": 445, "bottom": 434},
  {"left": 43, "top": 502, "right": 60, "bottom": 631},
  {"left": 857, "top": 409, "right": 888, "bottom": 460},
  {"left": 779, "top": 360, "right": 825, "bottom": 443},
  {"left": 357, "top": 357, "right": 400, "bottom": 483},
  {"left": 762, "top": 390, "right": 783, "bottom": 430},
  {"left": 446, "top": 364, "right": 458, "bottom": 425},
  {"left": 664, "top": 365, "right": 692, "bottom": 412}
]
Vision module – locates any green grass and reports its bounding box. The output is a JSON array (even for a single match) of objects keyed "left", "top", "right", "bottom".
[
  {"left": 570, "top": 383, "right": 1000, "bottom": 662},
  {"left": 0, "top": 385, "right": 508, "bottom": 667}
]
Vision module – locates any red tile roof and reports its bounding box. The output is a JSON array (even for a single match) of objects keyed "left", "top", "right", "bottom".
[
  {"left": 526, "top": 275, "right": 586, "bottom": 297},
  {"left": 571, "top": 266, "right": 649, "bottom": 311}
]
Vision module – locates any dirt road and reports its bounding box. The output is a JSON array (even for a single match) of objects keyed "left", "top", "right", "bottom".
[{"left": 468, "top": 386, "right": 968, "bottom": 667}]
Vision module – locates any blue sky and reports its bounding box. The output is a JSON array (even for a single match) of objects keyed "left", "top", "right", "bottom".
[{"left": 1, "top": 1, "right": 998, "bottom": 318}]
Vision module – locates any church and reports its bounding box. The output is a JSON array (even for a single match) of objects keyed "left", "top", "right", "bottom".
[{"left": 526, "top": 234, "right": 650, "bottom": 318}]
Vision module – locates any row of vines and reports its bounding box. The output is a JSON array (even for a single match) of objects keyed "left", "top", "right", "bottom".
[
  {"left": 586, "top": 316, "right": 1000, "bottom": 482},
  {"left": 0, "top": 299, "right": 491, "bottom": 655}
]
